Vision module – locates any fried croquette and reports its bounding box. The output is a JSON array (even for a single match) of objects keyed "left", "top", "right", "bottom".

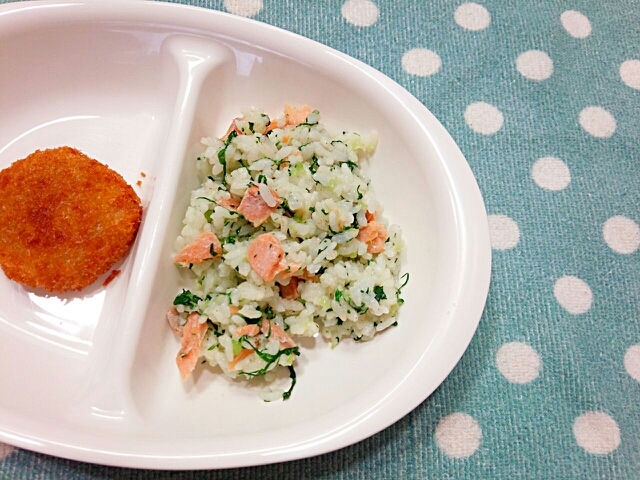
[{"left": 0, "top": 147, "right": 142, "bottom": 292}]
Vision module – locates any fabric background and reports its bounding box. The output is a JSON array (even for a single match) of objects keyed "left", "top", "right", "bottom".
[{"left": 0, "top": 0, "right": 638, "bottom": 478}]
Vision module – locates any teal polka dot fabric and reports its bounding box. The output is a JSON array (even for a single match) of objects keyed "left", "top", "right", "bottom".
[{"left": 0, "top": 0, "right": 638, "bottom": 478}]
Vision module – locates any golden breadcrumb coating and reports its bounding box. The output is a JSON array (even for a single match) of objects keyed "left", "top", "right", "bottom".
[{"left": 0, "top": 147, "right": 142, "bottom": 292}]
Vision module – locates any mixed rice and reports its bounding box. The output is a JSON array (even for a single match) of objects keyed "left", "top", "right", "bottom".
[{"left": 167, "top": 106, "right": 407, "bottom": 401}]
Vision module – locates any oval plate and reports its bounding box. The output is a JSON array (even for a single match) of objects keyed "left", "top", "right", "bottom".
[{"left": 0, "top": 0, "right": 491, "bottom": 470}]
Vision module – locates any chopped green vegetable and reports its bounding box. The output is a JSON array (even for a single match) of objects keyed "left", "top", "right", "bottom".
[
  {"left": 173, "top": 289, "right": 201, "bottom": 309},
  {"left": 217, "top": 130, "right": 237, "bottom": 183},
  {"left": 297, "top": 110, "right": 320, "bottom": 126},
  {"left": 282, "top": 366, "right": 297, "bottom": 400},
  {"left": 309, "top": 154, "right": 319, "bottom": 174},
  {"left": 349, "top": 300, "right": 368, "bottom": 314},
  {"left": 291, "top": 162, "right": 305, "bottom": 175},
  {"left": 238, "top": 339, "right": 300, "bottom": 386},
  {"left": 333, "top": 289, "right": 368, "bottom": 314},
  {"left": 396, "top": 272, "right": 409, "bottom": 304},
  {"left": 346, "top": 160, "right": 358, "bottom": 171},
  {"left": 231, "top": 339, "right": 242, "bottom": 356},
  {"left": 373, "top": 285, "right": 386, "bottom": 301},
  {"left": 220, "top": 234, "right": 236, "bottom": 245},
  {"left": 261, "top": 304, "right": 276, "bottom": 320}
]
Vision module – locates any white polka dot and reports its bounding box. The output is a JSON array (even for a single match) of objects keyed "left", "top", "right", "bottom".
[
  {"left": 620, "top": 60, "right": 640, "bottom": 90},
  {"left": 496, "top": 342, "right": 542, "bottom": 384},
  {"left": 454, "top": 3, "right": 491, "bottom": 31},
  {"left": 0, "top": 442, "right": 15, "bottom": 460},
  {"left": 341, "top": 0, "right": 379, "bottom": 27},
  {"left": 603, "top": 216, "right": 640, "bottom": 254},
  {"left": 401, "top": 49, "right": 442, "bottom": 77},
  {"left": 464, "top": 102, "right": 503, "bottom": 135},
  {"left": 554, "top": 276, "right": 592, "bottom": 315},
  {"left": 223, "top": 0, "right": 263, "bottom": 17},
  {"left": 579, "top": 106, "right": 616, "bottom": 138},
  {"left": 516, "top": 50, "right": 553, "bottom": 81},
  {"left": 488, "top": 214, "right": 519, "bottom": 250},
  {"left": 624, "top": 344, "right": 640, "bottom": 382},
  {"left": 435, "top": 413, "right": 482, "bottom": 458},
  {"left": 531, "top": 157, "right": 571, "bottom": 191},
  {"left": 573, "top": 412, "right": 620, "bottom": 454},
  {"left": 561, "top": 10, "right": 592, "bottom": 39}
]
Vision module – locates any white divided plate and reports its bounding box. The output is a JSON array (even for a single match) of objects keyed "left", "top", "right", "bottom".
[{"left": 0, "top": 0, "right": 491, "bottom": 470}]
